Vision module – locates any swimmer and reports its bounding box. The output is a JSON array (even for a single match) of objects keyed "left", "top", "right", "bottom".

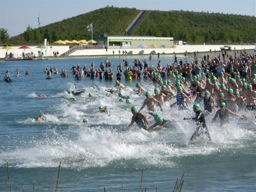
[
  {"left": 35, "top": 113, "right": 45, "bottom": 122},
  {"left": 184, "top": 103, "right": 211, "bottom": 141},
  {"left": 135, "top": 83, "right": 146, "bottom": 95},
  {"left": 212, "top": 101, "right": 243, "bottom": 128},
  {"left": 125, "top": 105, "right": 149, "bottom": 131},
  {"left": 99, "top": 106, "right": 108, "bottom": 113},
  {"left": 138, "top": 91, "right": 163, "bottom": 112},
  {"left": 82, "top": 118, "right": 89, "bottom": 123},
  {"left": 146, "top": 112, "right": 177, "bottom": 132},
  {"left": 115, "top": 80, "right": 126, "bottom": 90}
]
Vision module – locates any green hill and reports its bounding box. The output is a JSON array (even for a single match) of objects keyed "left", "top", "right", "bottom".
[{"left": 8, "top": 6, "right": 256, "bottom": 45}]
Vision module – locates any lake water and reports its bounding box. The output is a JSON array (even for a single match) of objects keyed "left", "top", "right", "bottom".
[{"left": 0, "top": 55, "right": 256, "bottom": 192}]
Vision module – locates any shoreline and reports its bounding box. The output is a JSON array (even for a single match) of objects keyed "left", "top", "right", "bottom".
[{"left": 1, "top": 44, "right": 255, "bottom": 61}]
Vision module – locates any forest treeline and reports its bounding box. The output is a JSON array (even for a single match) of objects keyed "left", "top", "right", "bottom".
[{"left": 2, "top": 6, "right": 256, "bottom": 45}]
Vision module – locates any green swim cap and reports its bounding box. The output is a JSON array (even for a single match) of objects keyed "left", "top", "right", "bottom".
[
  {"left": 205, "top": 90, "right": 211, "bottom": 96},
  {"left": 110, "top": 89, "right": 114, "bottom": 93},
  {"left": 196, "top": 81, "right": 200, "bottom": 86},
  {"left": 167, "top": 80, "right": 171, "bottom": 84},
  {"left": 153, "top": 113, "right": 164, "bottom": 122},
  {"left": 118, "top": 92, "right": 123, "bottom": 97},
  {"left": 99, "top": 106, "right": 103, "bottom": 110},
  {"left": 247, "top": 84, "right": 252, "bottom": 90},
  {"left": 145, "top": 91, "right": 151, "bottom": 96},
  {"left": 154, "top": 88, "right": 160, "bottom": 93},
  {"left": 127, "top": 96, "right": 131, "bottom": 99},
  {"left": 220, "top": 84, "right": 226, "bottom": 89},
  {"left": 162, "top": 85, "right": 166, "bottom": 89},
  {"left": 206, "top": 78, "right": 210, "bottom": 83},
  {"left": 220, "top": 101, "right": 226, "bottom": 107},
  {"left": 131, "top": 105, "right": 138, "bottom": 111},
  {"left": 214, "top": 84, "right": 219, "bottom": 89},
  {"left": 119, "top": 98, "right": 124, "bottom": 102},
  {"left": 83, "top": 118, "right": 89, "bottom": 123},
  {"left": 228, "top": 88, "right": 234, "bottom": 94},
  {"left": 193, "top": 103, "right": 200, "bottom": 110},
  {"left": 231, "top": 78, "right": 236, "bottom": 83},
  {"left": 235, "top": 91, "right": 240, "bottom": 95},
  {"left": 177, "top": 86, "right": 182, "bottom": 91},
  {"left": 116, "top": 80, "right": 120, "bottom": 84},
  {"left": 126, "top": 99, "right": 131, "bottom": 103},
  {"left": 136, "top": 82, "right": 140, "bottom": 87}
]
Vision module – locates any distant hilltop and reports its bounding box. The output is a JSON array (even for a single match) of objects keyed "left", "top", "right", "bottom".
[{"left": 8, "top": 6, "right": 256, "bottom": 45}]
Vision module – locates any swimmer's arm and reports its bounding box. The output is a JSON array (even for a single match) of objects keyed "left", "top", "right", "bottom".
[
  {"left": 125, "top": 120, "right": 135, "bottom": 130},
  {"left": 147, "top": 122, "right": 158, "bottom": 130},
  {"left": 138, "top": 113, "right": 149, "bottom": 124},
  {"left": 227, "top": 109, "right": 243, "bottom": 118},
  {"left": 138, "top": 102, "right": 146, "bottom": 113},
  {"left": 153, "top": 98, "right": 163, "bottom": 111},
  {"left": 212, "top": 110, "right": 220, "bottom": 122}
]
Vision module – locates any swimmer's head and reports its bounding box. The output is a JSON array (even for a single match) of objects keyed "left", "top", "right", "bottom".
[
  {"left": 119, "top": 98, "right": 124, "bottom": 102},
  {"left": 220, "top": 92, "right": 225, "bottom": 98},
  {"left": 145, "top": 91, "right": 151, "bottom": 96},
  {"left": 153, "top": 113, "right": 164, "bottom": 122},
  {"left": 154, "top": 88, "right": 160, "bottom": 93},
  {"left": 116, "top": 80, "right": 120, "bottom": 85},
  {"left": 131, "top": 105, "right": 138, "bottom": 112},
  {"left": 136, "top": 82, "right": 140, "bottom": 87},
  {"left": 82, "top": 118, "right": 89, "bottom": 123},
  {"left": 228, "top": 88, "right": 234, "bottom": 94},
  {"left": 220, "top": 101, "right": 226, "bottom": 108},
  {"left": 99, "top": 106, "right": 103, "bottom": 110},
  {"left": 177, "top": 86, "right": 182, "bottom": 91},
  {"left": 193, "top": 103, "right": 200, "bottom": 111},
  {"left": 205, "top": 90, "right": 211, "bottom": 96},
  {"left": 247, "top": 84, "right": 252, "bottom": 90}
]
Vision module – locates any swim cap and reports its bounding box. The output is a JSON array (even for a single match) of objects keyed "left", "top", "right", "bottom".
[
  {"left": 99, "top": 106, "right": 103, "bottom": 110},
  {"left": 153, "top": 113, "right": 164, "bottom": 122},
  {"left": 214, "top": 84, "right": 219, "bottom": 89},
  {"left": 110, "top": 89, "right": 115, "bottom": 93},
  {"left": 220, "top": 92, "right": 224, "bottom": 97},
  {"left": 177, "top": 86, "right": 182, "bottom": 91},
  {"left": 220, "top": 101, "right": 226, "bottom": 107},
  {"left": 119, "top": 98, "right": 124, "bottom": 102},
  {"left": 154, "top": 88, "right": 160, "bottom": 93},
  {"left": 131, "top": 105, "right": 138, "bottom": 111},
  {"left": 196, "top": 81, "right": 200, "bottom": 86},
  {"left": 116, "top": 80, "right": 120, "bottom": 84},
  {"left": 167, "top": 80, "right": 171, "bottom": 84},
  {"left": 228, "top": 76, "right": 232, "bottom": 81},
  {"left": 83, "top": 118, "right": 89, "bottom": 123},
  {"left": 136, "top": 82, "right": 140, "bottom": 87},
  {"left": 127, "top": 96, "right": 131, "bottom": 99},
  {"left": 231, "top": 78, "right": 236, "bottom": 83},
  {"left": 193, "top": 103, "right": 200, "bottom": 111},
  {"left": 235, "top": 91, "right": 240, "bottom": 95},
  {"left": 118, "top": 92, "right": 123, "bottom": 97},
  {"left": 220, "top": 84, "right": 226, "bottom": 89},
  {"left": 126, "top": 99, "right": 131, "bottom": 103},
  {"left": 206, "top": 78, "right": 210, "bottom": 83},
  {"left": 228, "top": 88, "right": 234, "bottom": 94},
  {"left": 145, "top": 91, "right": 151, "bottom": 96},
  {"left": 205, "top": 90, "right": 211, "bottom": 96},
  {"left": 247, "top": 84, "right": 252, "bottom": 90},
  {"left": 162, "top": 85, "right": 166, "bottom": 89}
]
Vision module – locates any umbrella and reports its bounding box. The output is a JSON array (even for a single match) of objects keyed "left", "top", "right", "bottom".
[
  {"left": 37, "top": 45, "right": 47, "bottom": 49},
  {"left": 19, "top": 45, "right": 31, "bottom": 49},
  {"left": 2, "top": 45, "right": 12, "bottom": 50},
  {"left": 138, "top": 45, "right": 147, "bottom": 48},
  {"left": 53, "top": 40, "right": 66, "bottom": 45},
  {"left": 149, "top": 44, "right": 159, "bottom": 48},
  {"left": 87, "top": 39, "right": 97, "bottom": 44},
  {"left": 70, "top": 40, "right": 79, "bottom": 44},
  {"left": 79, "top": 39, "right": 87, "bottom": 44},
  {"left": 64, "top": 40, "right": 72, "bottom": 44}
]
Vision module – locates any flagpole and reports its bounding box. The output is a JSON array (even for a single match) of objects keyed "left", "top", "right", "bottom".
[{"left": 91, "top": 23, "right": 93, "bottom": 40}]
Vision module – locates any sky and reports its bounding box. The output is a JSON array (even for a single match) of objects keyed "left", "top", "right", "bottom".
[{"left": 1, "top": 0, "right": 255, "bottom": 37}]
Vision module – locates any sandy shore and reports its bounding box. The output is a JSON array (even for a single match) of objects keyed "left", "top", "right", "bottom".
[{"left": 0, "top": 44, "right": 255, "bottom": 59}]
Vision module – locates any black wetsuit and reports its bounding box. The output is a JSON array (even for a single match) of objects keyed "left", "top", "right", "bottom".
[
  {"left": 132, "top": 114, "right": 147, "bottom": 129},
  {"left": 203, "top": 96, "right": 213, "bottom": 112},
  {"left": 191, "top": 110, "right": 211, "bottom": 141}
]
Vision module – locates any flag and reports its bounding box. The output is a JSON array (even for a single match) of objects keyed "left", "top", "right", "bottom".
[{"left": 87, "top": 23, "right": 93, "bottom": 32}]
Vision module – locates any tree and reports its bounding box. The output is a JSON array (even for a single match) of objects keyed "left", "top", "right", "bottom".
[
  {"left": 24, "top": 25, "right": 35, "bottom": 43},
  {"left": 0, "top": 28, "right": 10, "bottom": 44}
]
